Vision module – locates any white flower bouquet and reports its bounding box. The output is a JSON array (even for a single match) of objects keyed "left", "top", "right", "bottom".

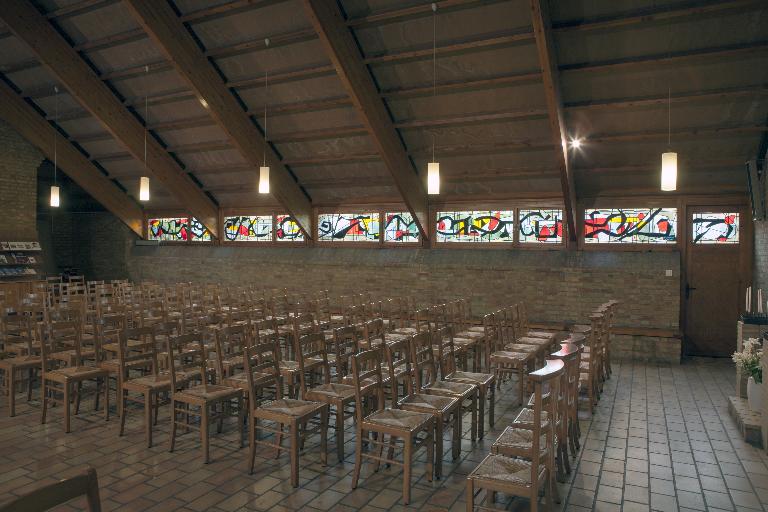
[{"left": 733, "top": 337, "right": 763, "bottom": 383}]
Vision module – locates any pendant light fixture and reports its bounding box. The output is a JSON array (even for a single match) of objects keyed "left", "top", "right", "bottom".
[
  {"left": 427, "top": 3, "right": 440, "bottom": 195},
  {"left": 258, "top": 38, "right": 271, "bottom": 194},
  {"left": 50, "top": 86, "right": 60, "bottom": 208},
  {"left": 660, "top": 86, "right": 677, "bottom": 191},
  {"left": 140, "top": 65, "right": 150, "bottom": 201}
]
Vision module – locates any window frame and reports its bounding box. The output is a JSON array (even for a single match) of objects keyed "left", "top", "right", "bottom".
[
  {"left": 579, "top": 200, "right": 682, "bottom": 252},
  {"left": 315, "top": 209, "right": 383, "bottom": 245}
]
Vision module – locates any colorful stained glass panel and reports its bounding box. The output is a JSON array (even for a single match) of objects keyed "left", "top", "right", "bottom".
[
  {"left": 692, "top": 212, "right": 739, "bottom": 244},
  {"left": 519, "top": 209, "right": 564, "bottom": 243},
  {"left": 584, "top": 208, "right": 677, "bottom": 244},
  {"left": 436, "top": 211, "right": 514, "bottom": 243},
  {"left": 224, "top": 215, "right": 272, "bottom": 242},
  {"left": 384, "top": 212, "right": 419, "bottom": 242},
  {"left": 318, "top": 213, "right": 380, "bottom": 242},
  {"left": 189, "top": 218, "right": 211, "bottom": 241},
  {"left": 275, "top": 215, "right": 305, "bottom": 242},
  {"left": 147, "top": 217, "right": 188, "bottom": 241}
]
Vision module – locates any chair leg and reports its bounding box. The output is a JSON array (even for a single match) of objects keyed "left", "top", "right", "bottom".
[
  {"left": 351, "top": 428, "right": 363, "bottom": 489},
  {"left": 119, "top": 389, "right": 128, "bottom": 436},
  {"left": 201, "top": 404, "right": 210, "bottom": 464},
  {"left": 477, "top": 387, "right": 485, "bottom": 439},
  {"left": 470, "top": 393, "right": 477, "bottom": 444},
  {"left": 27, "top": 368, "right": 34, "bottom": 402},
  {"left": 169, "top": 399, "right": 177, "bottom": 452},
  {"left": 489, "top": 384, "right": 495, "bottom": 429},
  {"left": 144, "top": 391, "right": 153, "bottom": 448},
  {"left": 319, "top": 407, "right": 328, "bottom": 466},
  {"left": 64, "top": 382, "right": 71, "bottom": 433},
  {"left": 435, "top": 420, "right": 443, "bottom": 479},
  {"left": 8, "top": 368, "right": 16, "bottom": 418},
  {"left": 402, "top": 438, "right": 412, "bottom": 505},
  {"left": 335, "top": 405, "right": 344, "bottom": 463},
  {"left": 452, "top": 410, "right": 461, "bottom": 460},
  {"left": 248, "top": 416, "right": 257, "bottom": 474},
  {"left": 103, "top": 378, "right": 109, "bottom": 421},
  {"left": 41, "top": 380, "right": 48, "bottom": 424},
  {"left": 275, "top": 422, "right": 283, "bottom": 459},
  {"left": 290, "top": 421, "right": 299, "bottom": 487},
  {"left": 465, "top": 478, "right": 474, "bottom": 512}
]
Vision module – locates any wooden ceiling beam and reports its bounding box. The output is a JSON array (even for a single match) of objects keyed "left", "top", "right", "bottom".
[
  {"left": 0, "top": 78, "right": 143, "bottom": 236},
  {"left": 575, "top": 158, "right": 746, "bottom": 175},
  {"left": 303, "top": 0, "right": 429, "bottom": 238},
  {"left": 565, "top": 84, "right": 768, "bottom": 110},
  {"left": 554, "top": 0, "right": 764, "bottom": 33},
  {"left": 530, "top": 0, "right": 577, "bottom": 241},
  {"left": 125, "top": 0, "right": 313, "bottom": 236},
  {"left": 0, "top": 0, "right": 220, "bottom": 236},
  {"left": 561, "top": 40, "right": 768, "bottom": 73},
  {"left": 346, "top": 0, "right": 506, "bottom": 28}
]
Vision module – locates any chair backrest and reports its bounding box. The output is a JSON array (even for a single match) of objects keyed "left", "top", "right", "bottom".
[
  {"left": 350, "top": 349, "right": 386, "bottom": 422},
  {"left": 427, "top": 304, "right": 447, "bottom": 329},
  {"left": 332, "top": 325, "right": 359, "bottom": 381},
  {"left": 254, "top": 318, "right": 278, "bottom": 345},
  {"left": 431, "top": 325, "right": 456, "bottom": 378},
  {"left": 383, "top": 336, "right": 413, "bottom": 405},
  {"left": 118, "top": 326, "right": 158, "bottom": 379},
  {"left": 295, "top": 332, "right": 331, "bottom": 395},
  {"left": 39, "top": 320, "right": 85, "bottom": 370},
  {"left": 213, "top": 324, "right": 251, "bottom": 377},
  {"left": 0, "top": 311, "right": 35, "bottom": 355},
  {"left": 526, "top": 359, "right": 564, "bottom": 483},
  {"left": 409, "top": 331, "right": 440, "bottom": 391},
  {"left": 0, "top": 466, "right": 101, "bottom": 512},
  {"left": 166, "top": 332, "right": 206, "bottom": 391},
  {"left": 482, "top": 313, "right": 499, "bottom": 368},
  {"left": 291, "top": 312, "right": 317, "bottom": 341},
  {"left": 243, "top": 341, "right": 281, "bottom": 411}
]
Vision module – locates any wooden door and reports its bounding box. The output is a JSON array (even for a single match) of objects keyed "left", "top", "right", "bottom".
[{"left": 684, "top": 206, "right": 748, "bottom": 357}]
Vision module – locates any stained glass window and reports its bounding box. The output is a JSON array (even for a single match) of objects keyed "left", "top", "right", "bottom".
[
  {"left": 436, "top": 210, "right": 514, "bottom": 243},
  {"left": 275, "top": 215, "right": 305, "bottom": 242},
  {"left": 148, "top": 217, "right": 188, "bottom": 241},
  {"left": 224, "top": 215, "right": 272, "bottom": 242},
  {"left": 189, "top": 218, "right": 211, "bottom": 241},
  {"left": 584, "top": 208, "right": 677, "bottom": 244},
  {"left": 318, "top": 213, "right": 380, "bottom": 242},
  {"left": 519, "top": 209, "right": 564, "bottom": 243},
  {"left": 384, "top": 212, "right": 419, "bottom": 243},
  {"left": 692, "top": 212, "right": 740, "bottom": 244}
]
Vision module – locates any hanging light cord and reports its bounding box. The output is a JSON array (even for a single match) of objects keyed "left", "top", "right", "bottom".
[
  {"left": 53, "top": 86, "right": 58, "bottom": 185},
  {"left": 263, "top": 38, "right": 270, "bottom": 167},
  {"left": 144, "top": 65, "right": 149, "bottom": 169},
  {"left": 432, "top": 2, "right": 437, "bottom": 162},
  {"left": 667, "top": 87, "right": 671, "bottom": 148}
]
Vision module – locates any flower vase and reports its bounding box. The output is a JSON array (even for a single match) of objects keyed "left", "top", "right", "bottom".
[{"left": 748, "top": 376, "right": 763, "bottom": 412}]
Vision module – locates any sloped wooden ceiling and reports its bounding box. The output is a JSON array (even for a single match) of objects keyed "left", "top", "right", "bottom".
[{"left": 0, "top": 0, "right": 765, "bottom": 228}]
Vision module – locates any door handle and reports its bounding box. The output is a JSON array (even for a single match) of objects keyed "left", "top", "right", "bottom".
[{"left": 685, "top": 284, "right": 697, "bottom": 299}]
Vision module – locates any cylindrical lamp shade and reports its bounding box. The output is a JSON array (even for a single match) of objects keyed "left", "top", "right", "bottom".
[
  {"left": 258, "top": 166, "right": 270, "bottom": 194},
  {"left": 427, "top": 161, "right": 440, "bottom": 195},
  {"left": 661, "top": 152, "right": 677, "bottom": 191},
  {"left": 139, "top": 176, "right": 150, "bottom": 201},
  {"left": 50, "top": 185, "right": 60, "bottom": 208}
]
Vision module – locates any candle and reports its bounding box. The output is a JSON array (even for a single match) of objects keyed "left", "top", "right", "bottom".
[
  {"left": 759, "top": 289, "right": 764, "bottom": 314},
  {"left": 747, "top": 286, "right": 752, "bottom": 312}
]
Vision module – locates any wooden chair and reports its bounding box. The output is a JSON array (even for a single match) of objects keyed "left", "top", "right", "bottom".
[
  {"left": 384, "top": 336, "right": 459, "bottom": 479},
  {"left": 0, "top": 312, "right": 40, "bottom": 416},
  {"left": 412, "top": 329, "right": 478, "bottom": 444},
  {"left": 39, "top": 320, "right": 109, "bottom": 433},
  {"left": 117, "top": 327, "right": 171, "bottom": 448},
  {"left": 551, "top": 341, "right": 582, "bottom": 464},
  {"left": 486, "top": 313, "right": 536, "bottom": 405},
  {"left": 0, "top": 466, "right": 101, "bottom": 512},
  {"left": 167, "top": 332, "right": 243, "bottom": 463},
  {"left": 295, "top": 332, "right": 356, "bottom": 463},
  {"left": 467, "top": 359, "right": 564, "bottom": 512},
  {"left": 244, "top": 340, "right": 329, "bottom": 487},
  {"left": 579, "top": 313, "right": 603, "bottom": 414},
  {"left": 350, "top": 349, "right": 434, "bottom": 505},
  {"left": 436, "top": 329, "right": 496, "bottom": 439},
  {"left": 212, "top": 324, "right": 251, "bottom": 378},
  {"left": 329, "top": 325, "right": 359, "bottom": 381}
]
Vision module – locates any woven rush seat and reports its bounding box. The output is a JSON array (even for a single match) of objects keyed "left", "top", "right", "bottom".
[
  {"left": 514, "top": 407, "right": 550, "bottom": 428},
  {"left": 503, "top": 343, "right": 539, "bottom": 354},
  {"left": 259, "top": 398, "right": 324, "bottom": 417},
  {"left": 0, "top": 354, "right": 40, "bottom": 368},
  {"left": 471, "top": 454, "right": 545, "bottom": 486},
  {"left": 305, "top": 382, "right": 356, "bottom": 400},
  {"left": 46, "top": 365, "right": 107, "bottom": 381},
  {"left": 494, "top": 426, "right": 548, "bottom": 453},
  {"left": 365, "top": 408, "right": 432, "bottom": 429},
  {"left": 176, "top": 383, "right": 241, "bottom": 402},
  {"left": 123, "top": 373, "right": 171, "bottom": 391},
  {"left": 399, "top": 392, "right": 456, "bottom": 412},
  {"left": 427, "top": 379, "right": 474, "bottom": 395},
  {"left": 448, "top": 370, "right": 494, "bottom": 386},
  {"left": 456, "top": 330, "right": 484, "bottom": 339},
  {"left": 490, "top": 350, "right": 531, "bottom": 362}
]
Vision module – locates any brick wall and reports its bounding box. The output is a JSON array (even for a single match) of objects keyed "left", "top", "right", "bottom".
[
  {"left": 126, "top": 243, "right": 681, "bottom": 331},
  {"left": 0, "top": 120, "right": 43, "bottom": 241}
]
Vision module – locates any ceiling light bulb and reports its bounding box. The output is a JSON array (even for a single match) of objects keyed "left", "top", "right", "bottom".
[
  {"left": 259, "top": 166, "right": 270, "bottom": 194},
  {"left": 571, "top": 138, "right": 582, "bottom": 149},
  {"left": 139, "top": 176, "right": 150, "bottom": 201},
  {"left": 199, "top": 97, "right": 209, "bottom": 109},
  {"left": 427, "top": 162, "right": 440, "bottom": 195}
]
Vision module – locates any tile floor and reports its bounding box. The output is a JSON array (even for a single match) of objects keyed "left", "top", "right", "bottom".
[{"left": 0, "top": 359, "right": 766, "bottom": 511}]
